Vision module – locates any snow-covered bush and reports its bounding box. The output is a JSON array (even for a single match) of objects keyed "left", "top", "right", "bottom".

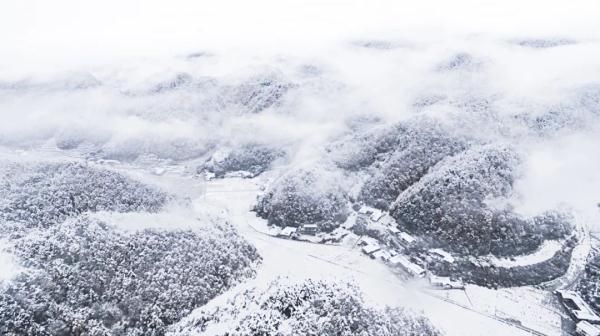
[
  {"left": 201, "top": 144, "right": 286, "bottom": 178},
  {"left": 0, "top": 162, "right": 169, "bottom": 230},
  {"left": 170, "top": 278, "right": 441, "bottom": 336},
  {"left": 0, "top": 216, "right": 261, "bottom": 336},
  {"left": 390, "top": 144, "right": 570, "bottom": 256},
  {"left": 254, "top": 167, "right": 349, "bottom": 227}
]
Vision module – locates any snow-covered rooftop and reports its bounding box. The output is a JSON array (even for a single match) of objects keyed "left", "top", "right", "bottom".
[
  {"left": 372, "top": 250, "right": 392, "bottom": 261},
  {"left": 429, "top": 248, "right": 455, "bottom": 263},
  {"left": 369, "top": 209, "right": 384, "bottom": 222},
  {"left": 399, "top": 232, "right": 416, "bottom": 244},
  {"left": 557, "top": 290, "right": 600, "bottom": 323},
  {"left": 280, "top": 226, "right": 297, "bottom": 236},
  {"left": 361, "top": 244, "right": 381, "bottom": 255},
  {"left": 390, "top": 255, "right": 426, "bottom": 277},
  {"left": 577, "top": 321, "right": 600, "bottom": 336}
]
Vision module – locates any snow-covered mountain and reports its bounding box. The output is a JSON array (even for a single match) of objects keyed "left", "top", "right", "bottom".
[{"left": 2, "top": 1, "right": 600, "bottom": 335}]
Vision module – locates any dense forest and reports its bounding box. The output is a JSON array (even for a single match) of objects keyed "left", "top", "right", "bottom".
[{"left": 170, "top": 278, "right": 441, "bottom": 336}]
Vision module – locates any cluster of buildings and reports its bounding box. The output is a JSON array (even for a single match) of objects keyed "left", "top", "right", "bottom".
[
  {"left": 355, "top": 205, "right": 463, "bottom": 289},
  {"left": 555, "top": 290, "right": 600, "bottom": 336},
  {"left": 274, "top": 204, "right": 465, "bottom": 290},
  {"left": 277, "top": 224, "right": 319, "bottom": 238}
]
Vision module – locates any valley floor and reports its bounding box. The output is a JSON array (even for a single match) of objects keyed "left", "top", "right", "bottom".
[
  {"left": 189, "top": 176, "right": 568, "bottom": 336},
  {"left": 0, "top": 147, "right": 587, "bottom": 336}
]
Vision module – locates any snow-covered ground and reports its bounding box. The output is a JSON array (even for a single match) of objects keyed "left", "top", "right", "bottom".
[
  {"left": 0, "top": 147, "right": 584, "bottom": 335},
  {"left": 180, "top": 176, "right": 562, "bottom": 336},
  {"left": 0, "top": 147, "right": 574, "bottom": 335},
  {"left": 433, "top": 285, "right": 564, "bottom": 335},
  {"left": 3, "top": 2, "right": 600, "bottom": 331}
]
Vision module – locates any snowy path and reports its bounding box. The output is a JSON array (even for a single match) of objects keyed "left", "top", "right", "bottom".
[{"left": 540, "top": 213, "right": 592, "bottom": 291}]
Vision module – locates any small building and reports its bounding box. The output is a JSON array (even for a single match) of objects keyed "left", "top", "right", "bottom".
[
  {"left": 224, "top": 170, "right": 255, "bottom": 178},
  {"left": 98, "top": 159, "right": 120, "bottom": 166},
  {"left": 358, "top": 205, "right": 372, "bottom": 215},
  {"left": 327, "top": 229, "right": 348, "bottom": 242},
  {"left": 369, "top": 209, "right": 384, "bottom": 222},
  {"left": 279, "top": 227, "right": 297, "bottom": 238},
  {"left": 388, "top": 226, "right": 400, "bottom": 234},
  {"left": 379, "top": 214, "right": 396, "bottom": 226},
  {"left": 428, "top": 248, "right": 456, "bottom": 264},
  {"left": 429, "top": 275, "right": 465, "bottom": 290},
  {"left": 372, "top": 250, "right": 392, "bottom": 262},
  {"left": 410, "top": 255, "right": 427, "bottom": 268},
  {"left": 398, "top": 232, "right": 417, "bottom": 247},
  {"left": 300, "top": 224, "right": 319, "bottom": 235},
  {"left": 576, "top": 321, "right": 600, "bottom": 336},
  {"left": 390, "top": 255, "right": 426, "bottom": 278},
  {"left": 361, "top": 244, "right": 381, "bottom": 256},
  {"left": 556, "top": 290, "right": 600, "bottom": 323},
  {"left": 358, "top": 236, "right": 379, "bottom": 247}
]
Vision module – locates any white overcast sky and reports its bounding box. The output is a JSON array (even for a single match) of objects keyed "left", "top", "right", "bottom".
[
  {"left": 2, "top": 0, "right": 600, "bottom": 224},
  {"left": 2, "top": 0, "right": 600, "bottom": 71}
]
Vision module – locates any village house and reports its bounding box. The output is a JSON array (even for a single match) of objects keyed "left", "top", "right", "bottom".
[
  {"left": 387, "top": 225, "right": 401, "bottom": 234},
  {"left": 398, "top": 231, "right": 417, "bottom": 248},
  {"left": 369, "top": 209, "right": 384, "bottom": 222},
  {"left": 576, "top": 321, "right": 600, "bottom": 336},
  {"left": 278, "top": 226, "right": 297, "bottom": 238},
  {"left": 390, "top": 255, "right": 426, "bottom": 278},
  {"left": 556, "top": 290, "right": 600, "bottom": 323},
  {"left": 299, "top": 224, "right": 319, "bottom": 235},
  {"left": 428, "top": 275, "right": 465, "bottom": 290},
  {"left": 372, "top": 249, "right": 392, "bottom": 262},
  {"left": 361, "top": 244, "right": 381, "bottom": 257},
  {"left": 428, "top": 248, "right": 456, "bottom": 264}
]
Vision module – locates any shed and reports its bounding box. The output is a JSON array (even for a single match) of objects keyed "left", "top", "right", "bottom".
[
  {"left": 300, "top": 224, "right": 319, "bottom": 235},
  {"left": 279, "top": 227, "right": 297, "bottom": 238},
  {"left": 428, "top": 248, "right": 456, "bottom": 263},
  {"left": 361, "top": 244, "right": 381, "bottom": 255},
  {"left": 390, "top": 255, "right": 426, "bottom": 278},
  {"left": 576, "top": 321, "right": 600, "bottom": 336},
  {"left": 372, "top": 250, "right": 392, "bottom": 262},
  {"left": 556, "top": 290, "right": 600, "bottom": 323},
  {"left": 369, "top": 209, "right": 384, "bottom": 222},
  {"left": 399, "top": 232, "right": 417, "bottom": 245}
]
